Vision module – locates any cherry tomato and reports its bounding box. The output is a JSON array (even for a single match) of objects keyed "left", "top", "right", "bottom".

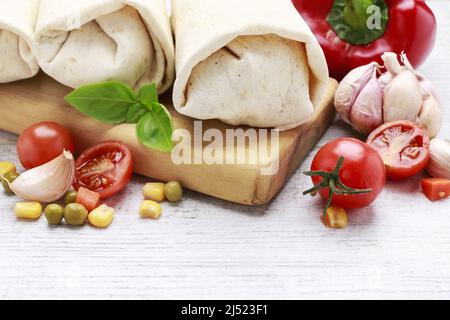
[
  {"left": 17, "top": 122, "right": 75, "bottom": 169},
  {"left": 308, "top": 138, "right": 386, "bottom": 209},
  {"left": 74, "top": 141, "right": 133, "bottom": 199},
  {"left": 421, "top": 178, "right": 450, "bottom": 202},
  {"left": 367, "top": 121, "right": 430, "bottom": 181}
]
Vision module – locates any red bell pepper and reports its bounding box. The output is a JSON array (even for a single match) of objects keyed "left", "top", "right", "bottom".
[{"left": 292, "top": 0, "right": 437, "bottom": 80}]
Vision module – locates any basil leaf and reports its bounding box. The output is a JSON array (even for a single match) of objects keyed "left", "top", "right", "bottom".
[
  {"left": 65, "top": 80, "right": 174, "bottom": 153},
  {"left": 127, "top": 103, "right": 148, "bottom": 124},
  {"left": 136, "top": 103, "right": 174, "bottom": 152},
  {"left": 138, "top": 84, "right": 159, "bottom": 110},
  {"left": 65, "top": 81, "right": 137, "bottom": 124}
]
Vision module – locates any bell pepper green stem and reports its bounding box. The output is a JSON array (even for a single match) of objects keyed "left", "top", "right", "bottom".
[
  {"left": 328, "top": 0, "right": 389, "bottom": 45},
  {"left": 343, "top": 0, "right": 375, "bottom": 31}
]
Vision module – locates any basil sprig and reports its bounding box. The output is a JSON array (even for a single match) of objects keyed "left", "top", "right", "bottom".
[{"left": 65, "top": 82, "right": 174, "bottom": 152}]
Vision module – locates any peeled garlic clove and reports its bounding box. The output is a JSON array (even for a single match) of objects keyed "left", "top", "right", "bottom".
[
  {"left": 349, "top": 76, "right": 383, "bottom": 135},
  {"left": 383, "top": 70, "right": 423, "bottom": 123},
  {"left": 427, "top": 139, "right": 450, "bottom": 179},
  {"left": 10, "top": 150, "right": 75, "bottom": 203},
  {"left": 418, "top": 96, "right": 443, "bottom": 138},
  {"left": 334, "top": 62, "right": 379, "bottom": 123}
]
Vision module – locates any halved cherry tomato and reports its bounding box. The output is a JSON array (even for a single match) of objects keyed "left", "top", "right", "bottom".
[
  {"left": 367, "top": 121, "right": 430, "bottom": 181},
  {"left": 421, "top": 178, "right": 450, "bottom": 202},
  {"left": 74, "top": 141, "right": 133, "bottom": 199},
  {"left": 17, "top": 122, "right": 75, "bottom": 169},
  {"left": 76, "top": 187, "right": 101, "bottom": 212},
  {"left": 305, "top": 138, "right": 386, "bottom": 210}
]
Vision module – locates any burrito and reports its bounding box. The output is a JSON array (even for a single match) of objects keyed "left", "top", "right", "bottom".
[
  {"left": 171, "top": 0, "right": 329, "bottom": 130},
  {"left": 0, "top": 0, "right": 40, "bottom": 83},
  {"left": 33, "top": 0, "right": 175, "bottom": 92}
]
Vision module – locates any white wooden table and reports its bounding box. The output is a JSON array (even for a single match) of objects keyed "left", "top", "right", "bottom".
[{"left": 1, "top": 1, "right": 449, "bottom": 300}]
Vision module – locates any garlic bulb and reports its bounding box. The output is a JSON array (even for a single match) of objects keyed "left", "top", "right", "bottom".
[
  {"left": 427, "top": 139, "right": 450, "bottom": 179},
  {"left": 334, "top": 52, "right": 442, "bottom": 138},
  {"left": 9, "top": 150, "right": 75, "bottom": 202}
]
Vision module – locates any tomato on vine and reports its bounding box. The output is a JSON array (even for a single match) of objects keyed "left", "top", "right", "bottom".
[{"left": 304, "top": 138, "right": 386, "bottom": 215}]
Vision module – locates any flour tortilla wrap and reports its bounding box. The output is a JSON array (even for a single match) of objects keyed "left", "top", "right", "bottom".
[
  {"left": 0, "top": 0, "right": 39, "bottom": 83},
  {"left": 171, "top": 0, "right": 329, "bottom": 130},
  {"left": 34, "top": 0, "right": 175, "bottom": 92}
]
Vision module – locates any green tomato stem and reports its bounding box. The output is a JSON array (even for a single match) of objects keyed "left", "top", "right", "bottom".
[{"left": 303, "top": 156, "right": 373, "bottom": 217}]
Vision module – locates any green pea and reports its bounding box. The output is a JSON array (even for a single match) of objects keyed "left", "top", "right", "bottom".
[
  {"left": 64, "top": 190, "right": 78, "bottom": 205},
  {"left": 64, "top": 203, "right": 88, "bottom": 226},
  {"left": 45, "top": 204, "right": 64, "bottom": 225},
  {"left": 2, "top": 171, "right": 19, "bottom": 195},
  {"left": 164, "top": 181, "right": 183, "bottom": 203}
]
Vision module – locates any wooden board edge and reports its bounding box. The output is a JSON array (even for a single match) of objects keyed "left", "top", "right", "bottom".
[{"left": 249, "top": 79, "right": 338, "bottom": 205}]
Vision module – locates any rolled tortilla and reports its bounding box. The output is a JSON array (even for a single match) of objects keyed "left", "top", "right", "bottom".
[
  {"left": 34, "top": 0, "right": 175, "bottom": 92},
  {"left": 172, "top": 0, "right": 329, "bottom": 130},
  {"left": 0, "top": 0, "right": 40, "bottom": 83}
]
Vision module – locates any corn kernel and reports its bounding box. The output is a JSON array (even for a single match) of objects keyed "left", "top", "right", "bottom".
[
  {"left": 322, "top": 206, "right": 348, "bottom": 229},
  {"left": 15, "top": 202, "right": 43, "bottom": 220},
  {"left": 140, "top": 200, "right": 162, "bottom": 219},
  {"left": 0, "top": 162, "right": 16, "bottom": 177},
  {"left": 88, "top": 204, "right": 114, "bottom": 228},
  {"left": 143, "top": 183, "right": 166, "bottom": 202}
]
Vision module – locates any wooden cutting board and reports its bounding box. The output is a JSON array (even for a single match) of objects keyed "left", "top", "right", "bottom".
[{"left": 0, "top": 73, "right": 337, "bottom": 205}]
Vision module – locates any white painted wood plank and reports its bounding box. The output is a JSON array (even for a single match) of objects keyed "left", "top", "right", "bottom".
[{"left": 0, "top": 1, "right": 449, "bottom": 300}]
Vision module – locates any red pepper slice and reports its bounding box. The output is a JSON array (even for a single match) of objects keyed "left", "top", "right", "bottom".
[
  {"left": 422, "top": 178, "right": 450, "bottom": 202},
  {"left": 76, "top": 187, "right": 101, "bottom": 212},
  {"left": 292, "top": 0, "right": 437, "bottom": 80}
]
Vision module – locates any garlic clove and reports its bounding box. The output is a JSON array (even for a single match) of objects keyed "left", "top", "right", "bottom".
[
  {"left": 382, "top": 52, "right": 404, "bottom": 76},
  {"left": 400, "top": 52, "right": 415, "bottom": 73},
  {"left": 418, "top": 96, "right": 443, "bottom": 138},
  {"left": 427, "top": 139, "right": 450, "bottom": 179},
  {"left": 334, "top": 62, "right": 379, "bottom": 124},
  {"left": 378, "top": 71, "right": 392, "bottom": 90},
  {"left": 398, "top": 52, "right": 440, "bottom": 101},
  {"left": 349, "top": 76, "right": 384, "bottom": 135},
  {"left": 416, "top": 72, "right": 440, "bottom": 103},
  {"left": 383, "top": 70, "right": 423, "bottom": 123},
  {"left": 10, "top": 150, "right": 75, "bottom": 203}
]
